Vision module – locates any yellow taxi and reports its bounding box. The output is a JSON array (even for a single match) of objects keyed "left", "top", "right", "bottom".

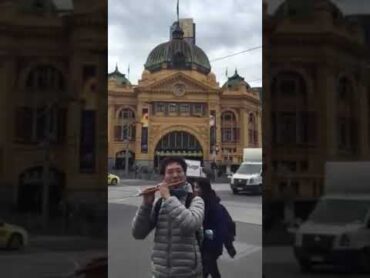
[
  {"left": 108, "top": 173, "right": 120, "bottom": 185},
  {"left": 0, "top": 221, "right": 28, "bottom": 250}
]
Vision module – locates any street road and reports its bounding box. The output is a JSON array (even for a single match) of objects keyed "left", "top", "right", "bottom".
[
  {"left": 109, "top": 180, "right": 262, "bottom": 278},
  {"left": 264, "top": 246, "right": 368, "bottom": 278},
  {"left": 0, "top": 236, "right": 106, "bottom": 277}
]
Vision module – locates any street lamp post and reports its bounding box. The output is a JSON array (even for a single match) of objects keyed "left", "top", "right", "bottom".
[
  {"left": 124, "top": 138, "right": 130, "bottom": 177},
  {"left": 226, "top": 150, "right": 231, "bottom": 174},
  {"left": 40, "top": 97, "right": 83, "bottom": 229},
  {"left": 40, "top": 103, "right": 53, "bottom": 229}
]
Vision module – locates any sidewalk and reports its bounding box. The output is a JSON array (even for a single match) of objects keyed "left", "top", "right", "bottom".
[{"left": 28, "top": 235, "right": 106, "bottom": 252}]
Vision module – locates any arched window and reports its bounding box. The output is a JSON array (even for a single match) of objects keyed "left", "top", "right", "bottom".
[
  {"left": 336, "top": 76, "right": 356, "bottom": 151},
  {"left": 271, "top": 71, "right": 316, "bottom": 145},
  {"left": 115, "top": 108, "right": 136, "bottom": 141},
  {"left": 15, "top": 65, "right": 66, "bottom": 144},
  {"left": 221, "top": 111, "right": 238, "bottom": 143}
]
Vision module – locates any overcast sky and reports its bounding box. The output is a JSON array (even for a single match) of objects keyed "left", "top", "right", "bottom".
[
  {"left": 108, "top": 0, "right": 262, "bottom": 87},
  {"left": 267, "top": 0, "right": 370, "bottom": 15}
]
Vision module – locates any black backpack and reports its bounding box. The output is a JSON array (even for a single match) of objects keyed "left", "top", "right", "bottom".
[{"left": 153, "top": 193, "right": 202, "bottom": 248}]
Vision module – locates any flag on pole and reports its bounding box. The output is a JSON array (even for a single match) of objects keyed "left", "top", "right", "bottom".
[{"left": 177, "top": 0, "right": 179, "bottom": 21}]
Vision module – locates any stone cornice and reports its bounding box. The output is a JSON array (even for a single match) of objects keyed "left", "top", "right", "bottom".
[{"left": 137, "top": 71, "right": 218, "bottom": 93}]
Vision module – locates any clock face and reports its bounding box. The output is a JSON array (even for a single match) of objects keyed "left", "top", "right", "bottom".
[{"left": 173, "top": 83, "right": 186, "bottom": 96}]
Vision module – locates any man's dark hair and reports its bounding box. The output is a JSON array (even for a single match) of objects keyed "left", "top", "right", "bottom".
[{"left": 159, "top": 156, "right": 187, "bottom": 175}]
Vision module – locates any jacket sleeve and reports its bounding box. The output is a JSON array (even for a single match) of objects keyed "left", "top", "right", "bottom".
[
  {"left": 131, "top": 203, "right": 156, "bottom": 239},
  {"left": 221, "top": 205, "right": 235, "bottom": 245},
  {"left": 164, "top": 196, "right": 204, "bottom": 234}
]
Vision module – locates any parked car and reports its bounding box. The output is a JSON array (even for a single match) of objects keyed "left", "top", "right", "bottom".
[
  {"left": 0, "top": 221, "right": 28, "bottom": 250},
  {"left": 108, "top": 173, "right": 120, "bottom": 185}
]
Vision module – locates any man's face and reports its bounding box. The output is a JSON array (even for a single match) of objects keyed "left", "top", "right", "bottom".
[{"left": 164, "top": 162, "right": 185, "bottom": 187}]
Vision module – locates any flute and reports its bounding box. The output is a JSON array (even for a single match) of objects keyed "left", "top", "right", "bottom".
[{"left": 138, "top": 179, "right": 186, "bottom": 196}]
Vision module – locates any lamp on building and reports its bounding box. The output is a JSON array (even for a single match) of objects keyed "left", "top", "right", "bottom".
[{"left": 124, "top": 137, "right": 130, "bottom": 177}]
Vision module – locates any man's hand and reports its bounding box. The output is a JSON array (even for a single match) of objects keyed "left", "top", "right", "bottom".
[
  {"left": 142, "top": 188, "right": 155, "bottom": 205},
  {"left": 159, "top": 182, "right": 170, "bottom": 200}
]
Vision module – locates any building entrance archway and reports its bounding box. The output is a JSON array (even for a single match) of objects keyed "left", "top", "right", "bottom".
[
  {"left": 17, "top": 166, "right": 65, "bottom": 216},
  {"left": 154, "top": 131, "right": 203, "bottom": 169},
  {"left": 115, "top": 150, "right": 135, "bottom": 171}
]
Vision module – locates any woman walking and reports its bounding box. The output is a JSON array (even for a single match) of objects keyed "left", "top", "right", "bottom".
[{"left": 193, "top": 178, "right": 236, "bottom": 278}]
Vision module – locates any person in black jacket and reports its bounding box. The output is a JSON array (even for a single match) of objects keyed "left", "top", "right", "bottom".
[{"left": 193, "top": 178, "right": 236, "bottom": 278}]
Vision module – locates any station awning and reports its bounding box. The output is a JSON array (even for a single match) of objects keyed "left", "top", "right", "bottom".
[{"left": 156, "top": 150, "right": 203, "bottom": 157}]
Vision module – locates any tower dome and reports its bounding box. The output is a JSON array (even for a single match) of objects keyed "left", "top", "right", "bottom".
[{"left": 144, "top": 22, "right": 211, "bottom": 75}]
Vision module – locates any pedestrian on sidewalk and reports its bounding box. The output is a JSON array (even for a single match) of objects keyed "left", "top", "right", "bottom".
[
  {"left": 132, "top": 156, "right": 205, "bottom": 278},
  {"left": 193, "top": 178, "right": 237, "bottom": 278}
]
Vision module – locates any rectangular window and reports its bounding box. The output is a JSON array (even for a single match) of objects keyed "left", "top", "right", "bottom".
[
  {"left": 300, "top": 160, "right": 308, "bottom": 172},
  {"left": 279, "top": 161, "right": 296, "bottom": 172},
  {"left": 169, "top": 103, "right": 177, "bottom": 113},
  {"left": 193, "top": 103, "right": 203, "bottom": 114},
  {"left": 15, "top": 107, "right": 33, "bottom": 142},
  {"left": 80, "top": 110, "right": 96, "bottom": 172},
  {"left": 292, "top": 182, "right": 300, "bottom": 196},
  {"left": 279, "top": 112, "right": 297, "bottom": 144},
  {"left": 156, "top": 102, "right": 165, "bottom": 113},
  {"left": 279, "top": 182, "right": 287, "bottom": 194},
  {"left": 222, "top": 128, "right": 233, "bottom": 142},
  {"left": 180, "top": 103, "right": 190, "bottom": 113},
  {"left": 56, "top": 108, "right": 67, "bottom": 144}
]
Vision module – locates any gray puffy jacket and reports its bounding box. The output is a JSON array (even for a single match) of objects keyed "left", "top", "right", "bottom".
[{"left": 132, "top": 188, "right": 204, "bottom": 278}]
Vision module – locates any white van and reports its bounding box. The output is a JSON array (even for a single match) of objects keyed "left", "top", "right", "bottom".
[
  {"left": 230, "top": 148, "right": 262, "bottom": 194},
  {"left": 293, "top": 162, "right": 370, "bottom": 272}
]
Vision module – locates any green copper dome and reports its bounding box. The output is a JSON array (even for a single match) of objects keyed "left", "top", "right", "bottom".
[
  {"left": 108, "top": 65, "right": 131, "bottom": 85},
  {"left": 222, "top": 70, "right": 251, "bottom": 90},
  {"left": 144, "top": 22, "right": 211, "bottom": 74}
]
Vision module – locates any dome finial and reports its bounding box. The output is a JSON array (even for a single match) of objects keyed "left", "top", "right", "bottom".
[
  {"left": 171, "top": 0, "right": 184, "bottom": 39},
  {"left": 115, "top": 62, "right": 118, "bottom": 72},
  {"left": 172, "top": 21, "right": 184, "bottom": 39}
]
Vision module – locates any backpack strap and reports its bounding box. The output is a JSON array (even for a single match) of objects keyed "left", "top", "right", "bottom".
[
  {"left": 153, "top": 198, "right": 163, "bottom": 225},
  {"left": 185, "top": 192, "right": 194, "bottom": 208}
]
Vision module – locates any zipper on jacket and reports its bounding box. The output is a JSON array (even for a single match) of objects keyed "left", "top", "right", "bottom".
[{"left": 167, "top": 206, "right": 171, "bottom": 271}]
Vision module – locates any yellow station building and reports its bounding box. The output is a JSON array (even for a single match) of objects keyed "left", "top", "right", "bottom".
[
  {"left": 264, "top": 0, "right": 370, "bottom": 209},
  {"left": 108, "top": 19, "right": 262, "bottom": 174},
  {"left": 0, "top": 0, "right": 107, "bottom": 215}
]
